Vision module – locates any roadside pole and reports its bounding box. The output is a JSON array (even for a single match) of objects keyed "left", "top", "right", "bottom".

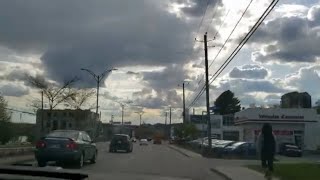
[{"left": 204, "top": 32, "right": 212, "bottom": 149}]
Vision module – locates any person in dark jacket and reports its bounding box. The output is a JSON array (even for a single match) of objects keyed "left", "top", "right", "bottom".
[{"left": 257, "top": 123, "right": 276, "bottom": 177}]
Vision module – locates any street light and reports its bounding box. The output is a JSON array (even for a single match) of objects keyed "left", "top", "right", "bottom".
[
  {"left": 135, "top": 111, "right": 145, "bottom": 126},
  {"left": 81, "top": 67, "right": 117, "bottom": 115},
  {"left": 114, "top": 100, "right": 132, "bottom": 125}
]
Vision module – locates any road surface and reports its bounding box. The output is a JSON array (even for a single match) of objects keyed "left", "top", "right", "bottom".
[{"left": 15, "top": 142, "right": 225, "bottom": 180}]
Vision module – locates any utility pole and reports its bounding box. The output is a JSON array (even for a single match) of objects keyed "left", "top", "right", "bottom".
[
  {"left": 41, "top": 91, "right": 44, "bottom": 133},
  {"left": 204, "top": 32, "right": 212, "bottom": 149},
  {"left": 135, "top": 111, "right": 144, "bottom": 126},
  {"left": 81, "top": 67, "right": 117, "bottom": 114},
  {"left": 121, "top": 104, "right": 124, "bottom": 125},
  {"left": 169, "top": 107, "right": 172, "bottom": 125},
  {"left": 182, "top": 82, "right": 186, "bottom": 123},
  {"left": 165, "top": 112, "right": 167, "bottom": 125},
  {"left": 169, "top": 107, "right": 172, "bottom": 138}
]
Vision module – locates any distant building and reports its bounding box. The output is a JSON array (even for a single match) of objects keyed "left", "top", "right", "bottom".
[
  {"left": 189, "top": 114, "right": 243, "bottom": 141},
  {"left": 281, "top": 92, "right": 311, "bottom": 108},
  {"left": 36, "top": 109, "right": 100, "bottom": 139}
]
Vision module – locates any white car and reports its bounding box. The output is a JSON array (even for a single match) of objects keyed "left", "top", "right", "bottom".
[{"left": 140, "top": 139, "right": 148, "bottom": 145}]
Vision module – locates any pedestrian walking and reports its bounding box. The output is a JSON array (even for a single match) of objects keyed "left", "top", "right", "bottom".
[{"left": 257, "top": 123, "right": 276, "bottom": 179}]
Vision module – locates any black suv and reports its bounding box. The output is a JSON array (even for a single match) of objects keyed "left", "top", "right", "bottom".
[{"left": 109, "top": 134, "right": 133, "bottom": 153}]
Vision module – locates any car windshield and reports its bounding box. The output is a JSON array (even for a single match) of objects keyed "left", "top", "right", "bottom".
[
  {"left": 286, "top": 145, "right": 299, "bottom": 149},
  {"left": 2, "top": 1, "right": 318, "bottom": 179},
  {"left": 112, "top": 135, "right": 127, "bottom": 141},
  {"left": 229, "top": 142, "right": 246, "bottom": 148},
  {"left": 47, "top": 131, "right": 79, "bottom": 139}
]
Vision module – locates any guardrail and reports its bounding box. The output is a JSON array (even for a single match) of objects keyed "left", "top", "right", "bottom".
[{"left": 0, "top": 147, "right": 34, "bottom": 158}]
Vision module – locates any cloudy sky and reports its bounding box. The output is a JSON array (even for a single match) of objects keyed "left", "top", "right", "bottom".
[{"left": 1, "top": 0, "right": 320, "bottom": 124}]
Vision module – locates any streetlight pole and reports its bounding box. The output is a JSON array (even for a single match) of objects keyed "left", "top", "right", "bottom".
[
  {"left": 81, "top": 67, "right": 117, "bottom": 115},
  {"left": 178, "top": 82, "right": 188, "bottom": 123},
  {"left": 135, "top": 111, "right": 144, "bottom": 126}
]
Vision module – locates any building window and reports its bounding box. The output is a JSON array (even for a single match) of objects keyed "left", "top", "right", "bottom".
[
  {"left": 52, "top": 120, "right": 58, "bottom": 130},
  {"left": 47, "top": 112, "right": 51, "bottom": 117},
  {"left": 53, "top": 112, "right": 57, "bottom": 117},
  {"left": 63, "top": 112, "right": 67, "bottom": 117},
  {"left": 61, "top": 120, "right": 67, "bottom": 129},
  {"left": 68, "top": 123, "right": 72, "bottom": 128},
  {"left": 69, "top": 112, "right": 74, "bottom": 117},
  {"left": 46, "top": 119, "right": 51, "bottom": 128},
  {"left": 223, "top": 116, "right": 234, "bottom": 126}
]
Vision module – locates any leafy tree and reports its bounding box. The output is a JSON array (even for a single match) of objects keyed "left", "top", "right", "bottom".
[
  {"left": 213, "top": 90, "right": 241, "bottom": 115},
  {"left": 0, "top": 95, "right": 13, "bottom": 144},
  {"left": 174, "top": 123, "right": 198, "bottom": 139}
]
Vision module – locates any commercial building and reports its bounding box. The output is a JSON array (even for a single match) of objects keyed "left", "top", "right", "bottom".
[
  {"left": 281, "top": 91, "right": 311, "bottom": 108},
  {"left": 190, "top": 114, "right": 243, "bottom": 141},
  {"left": 36, "top": 109, "right": 100, "bottom": 139},
  {"left": 234, "top": 108, "right": 320, "bottom": 151}
]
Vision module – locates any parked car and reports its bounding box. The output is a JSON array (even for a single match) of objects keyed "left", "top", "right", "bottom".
[
  {"left": 279, "top": 143, "right": 302, "bottom": 157},
  {"left": 34, "top": 130, "right": 97, "bottom": 168},
  {"left": 210, "top": 140, "right": 235, "bottom": 157},
  {"left": 109, "top": 134, "right": 133, "bottom": 153},
  {"left": 223, "top": 142, "right": 257, "bottom": 159},
  {"left": 131, "top": 137, "right": 137, "bottom": 142},
  {"left": 140, "top": 139, "right": 148, "bottom": 145},
  {"left": 153, "top": 138, "right": 162, "bottom": 144}
]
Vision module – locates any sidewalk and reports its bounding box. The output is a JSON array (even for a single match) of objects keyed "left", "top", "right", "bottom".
[
  {"left": 167, "top": 145, "right": 202, "bottom": 158},
  {"left": 211, "top": 166, "right": 279, "bottom": 180},
  {"left": 0, "top": 154, "right": 34, "bottom": 165}
]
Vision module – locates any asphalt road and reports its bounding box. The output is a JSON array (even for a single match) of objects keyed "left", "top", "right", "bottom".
[{"left": 15, "top": 142, "right": 225, "bottom": 180}]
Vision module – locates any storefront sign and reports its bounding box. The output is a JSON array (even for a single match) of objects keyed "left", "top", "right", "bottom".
[{"left": 258, "top": 114, "right": 304, "bottom": 119}]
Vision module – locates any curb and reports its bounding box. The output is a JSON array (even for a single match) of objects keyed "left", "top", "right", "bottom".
[
  {"left": 167, "top": 145, "right": 190, "bottom": 158},
  {"left": 210, "top": 168, "right": 232, "bottom": 180},
  {"left": 0, "top": 155, "right": 34, "bottom": 165}
]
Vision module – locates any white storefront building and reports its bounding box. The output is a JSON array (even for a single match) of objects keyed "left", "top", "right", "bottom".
[
  {"left": 190, "top": 114, "right": 243, "bottom": 141},
  {"left": 234, "top": 108, "right": 320, "bottom": 151}
]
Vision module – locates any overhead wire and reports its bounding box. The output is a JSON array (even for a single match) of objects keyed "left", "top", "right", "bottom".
[
  {"left": 187, "top": 0, "right": 253, "bottom": 108},
  {"left": 187, "top": 0, "right": 279, "bottom": 108},
  {"left": 195, "top": 0, "right": 210, "bottom": 39},
  {"left": 206, "top": 1, "right": 219, "bottom": 33},
  {"left": 208, "top": 0, "right": 253, "bottom": 69},
  {"left": 187, "top": 8, "right": 230, "bottom": 101}
]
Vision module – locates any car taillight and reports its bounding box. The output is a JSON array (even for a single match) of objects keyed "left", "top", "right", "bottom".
[
  {"left": 36, "top": 140, "right": 46, "bottom": 149},
  {"left": 66, "top": 141, "right": 78, "bottom": 150}
]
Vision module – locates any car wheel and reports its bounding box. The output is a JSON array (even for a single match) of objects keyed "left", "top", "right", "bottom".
[
  {"left": 37, "top": 160, "right": 46, "bottom": 167},
  {"left": 76, "top": 153, "right": 84, "bottom": 168},
  {"left": 90, "top": 151, "right": 97, "bottom": 164}
]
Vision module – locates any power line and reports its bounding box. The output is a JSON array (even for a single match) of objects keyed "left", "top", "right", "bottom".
[
  {"left": 208, "top": 0, "right": 253, "bottom": 69},
  {"left": 187, "top": 0, "right": 253, "bottom": 108},
  {"left": 195, "top": 0, "right": 210, "bottom": 38},
  {"left": 209, "top": 0, "right": 279, "bottom": 84},
  {"left": 206, "top": 1, "right": 219, "bottom": 33},
  {"left": 213, "top": 9, "right": 230, "bottom": 38},
  {"left": 187, "top": 0, "right": 279, "bottom": 109}
]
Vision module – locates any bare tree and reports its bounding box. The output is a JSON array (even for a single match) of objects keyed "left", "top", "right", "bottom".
[
  {"left": 66, "top": 89, "right": 95, "bottom": 109},
  {"left": 27, "top": 75, "right": 79, "bottom": 110}
]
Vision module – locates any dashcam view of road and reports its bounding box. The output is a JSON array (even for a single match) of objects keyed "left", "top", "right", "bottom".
[{"left": 1, "top": 0, "right": 320, "bottom": 180}]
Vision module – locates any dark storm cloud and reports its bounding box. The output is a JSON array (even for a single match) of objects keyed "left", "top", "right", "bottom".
[
  {"left": 0, "top": 0, "right": 210, "bottom": 86},
  {"left": 0, "top": 83, "right": 29, "bottom": 97},
  {"left": 250, "top": 4, "right": 320, "bottom": 63},
  {"left": 229, "top": 64, "right": 268, "bottom": 79},
  {"left": 126, "top": 71, "right": 140, "bottom": 76},
  {"left": 142, "top": 64, "right": 191, "bottom": 91},
  {"left": 177, "top": 0, "right": 222, "bottom": 17}
]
